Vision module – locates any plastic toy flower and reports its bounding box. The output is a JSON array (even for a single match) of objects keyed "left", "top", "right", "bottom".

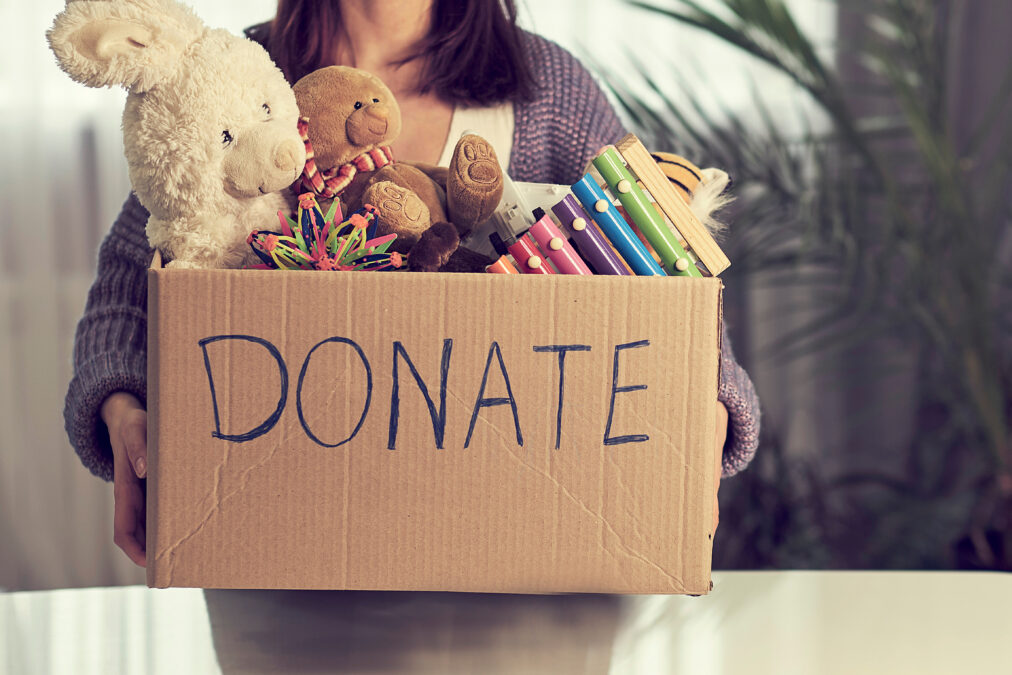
[{"left": 247, "top": 194, "right": 400, "bottom": 272}]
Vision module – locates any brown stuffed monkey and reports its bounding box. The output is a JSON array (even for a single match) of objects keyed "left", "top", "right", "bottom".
[{"left": 292, "top": 66, "right": 503, "bottom": 272}]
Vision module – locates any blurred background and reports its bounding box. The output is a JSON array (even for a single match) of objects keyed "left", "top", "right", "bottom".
[{"left": 1, "top": 0, "right": 1009, "bottom": 591}]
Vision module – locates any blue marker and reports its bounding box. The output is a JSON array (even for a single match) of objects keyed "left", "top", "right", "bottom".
[{"left": 571, "top": 174, "right": 666, "bottom": 276}]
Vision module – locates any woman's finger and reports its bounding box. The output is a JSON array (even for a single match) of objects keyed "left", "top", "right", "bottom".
[
  {"left": 121, "top": 409, "right": 148, "bottom": 478},
  {"left": 113, "top": 470, "right": 147, "bottom": 567}
]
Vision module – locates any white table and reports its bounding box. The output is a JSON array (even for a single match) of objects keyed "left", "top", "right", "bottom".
[{"left": 2, "top": 571, "right": 1009, "bottom": 674}]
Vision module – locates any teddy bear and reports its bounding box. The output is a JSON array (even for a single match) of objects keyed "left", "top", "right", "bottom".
[
  {"left": 291, "top": 66, "right": 503, "bottom": 272},
  {"left": 48, "top": 0, "right": 305, "bottom": 269}
]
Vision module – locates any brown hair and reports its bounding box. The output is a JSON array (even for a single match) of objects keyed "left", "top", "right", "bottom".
[{"left": 250, "top": 0, "right": 535, "bottom": 106}]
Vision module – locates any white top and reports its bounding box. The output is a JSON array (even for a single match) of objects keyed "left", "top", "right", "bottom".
[{"left": 436, "top": 102, "right": 515, "bottom": 171}]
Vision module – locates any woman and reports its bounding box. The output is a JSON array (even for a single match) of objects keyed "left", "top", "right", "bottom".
[{"left": 66, "top": 0, "right": 760, "bottom": 566}]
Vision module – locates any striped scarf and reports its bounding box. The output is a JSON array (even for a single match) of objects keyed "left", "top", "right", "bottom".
[{"left": 296, "top": 117, "right": 394, "bottom": 199}]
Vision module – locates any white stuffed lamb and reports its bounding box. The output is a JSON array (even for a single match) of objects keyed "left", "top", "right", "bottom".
[{"left": 48, "top": 0, "right": 305, "bottom": 268}]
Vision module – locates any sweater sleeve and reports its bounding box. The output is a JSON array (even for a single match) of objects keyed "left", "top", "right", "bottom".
[
  {"left": 64, "top": 193, "right": 152, "bottom": 482},
  {"left": 510, "top": 32, "right": 627, "bottom": 185},
  {"left": 546, "top": 52, "right": 626, "bottom": 186},
  {"left": 718, "top": 327, "right": 760, "bottom": 477}
]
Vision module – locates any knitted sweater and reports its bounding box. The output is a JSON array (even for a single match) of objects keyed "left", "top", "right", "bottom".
[{"left": 64, "top": 30, "right": 760, "bottom": 482}]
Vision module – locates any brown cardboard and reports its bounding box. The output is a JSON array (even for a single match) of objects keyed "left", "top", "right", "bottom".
[{"left": 147, "top": 259, "right": 722, "bottom": 594}]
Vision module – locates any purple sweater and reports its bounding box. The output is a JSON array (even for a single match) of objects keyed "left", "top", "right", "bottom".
[{"left": 64, "top": 31, "right": 760, "bottom": 482}]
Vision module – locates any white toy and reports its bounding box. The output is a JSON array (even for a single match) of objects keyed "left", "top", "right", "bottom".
[{"left": 48, "top": 0, "right": 305, "bottom": 268}]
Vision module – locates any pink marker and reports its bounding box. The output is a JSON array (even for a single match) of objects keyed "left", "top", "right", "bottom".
[
  {"left": 528, "top": 208, "right": 593, "bottom": 275},
  {"left": 508, "top": 234, "right": 555, "bottom": 274},
  {"left": 552, "top": 195, "right": 630, "bottom": 276}
]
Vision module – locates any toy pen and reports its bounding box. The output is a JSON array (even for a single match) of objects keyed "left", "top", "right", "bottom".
[
  {"left": 571, "top": 174, "right": 666, "bottom": 276},
  {"left": 511, "top": 234, "right": 554, "bottom": 274},
  {"left": 593, "top": 147, "right": 700, "bottom": 277},
  {"left": 552, "top": 196, "right": 630, "bottom": 276},
  {"left": 618, "top": 203, "right": 703, "bottom": 269},
  {"left": 617, "top": 205, "right": 661, "bottom": 263},
  {"left": 489, "top": 195, "right": 555, "bottom": 275},
  {"left": 528, "top": 208, "right": 593, "bottom": 275},
  {"left": 486, "top": 254, "right": 519, "bottom": 274},
  {"left": 552, "top": 195, "right": 630, "bottom": 276},
  {"left": 490, "top": 229, "right": 554, "bottom": 275}
]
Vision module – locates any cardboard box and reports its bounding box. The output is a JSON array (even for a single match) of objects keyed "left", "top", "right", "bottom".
[{"left": 147, "top": 258, "right": 722, "bottom": 594}]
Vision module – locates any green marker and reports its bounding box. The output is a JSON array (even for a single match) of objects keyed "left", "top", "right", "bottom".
[{"left": 593, "top": 147, "right": 701, "bottom": 277}]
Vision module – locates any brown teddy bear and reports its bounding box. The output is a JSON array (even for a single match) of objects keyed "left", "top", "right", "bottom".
[{"left": 292, "top": 66, "right": 502, "bottom": 272}]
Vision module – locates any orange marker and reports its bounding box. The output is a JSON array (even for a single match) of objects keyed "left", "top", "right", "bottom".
[{"left": 486, "top": 255, "right": 520, "bottom": 274}]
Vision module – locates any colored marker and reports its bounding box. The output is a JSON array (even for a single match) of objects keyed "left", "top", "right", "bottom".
[
  {"left": 486, "top": 254, "right": 519, "bottom": 274},
  {"left": 529, "top": 208, "right": 593, "bottom": 275},
  {"left": 593, "top": 147, "right": 700, "bottom": 277},
  {"left": 552, "top": 195, "right": 630, "bottom": 276},
  {"left": 617, "top": 205, "right": 661, "bottom": 263},
  {"left": 490, "top": 229, "right": 554, "bottom": 275},
  {"left": 619, "top": 203, "right": 702, "bottom": 269},
  {"left": 571, "top": 173, "right": 666, "bottom": 276},
  {"left": 510, "top": 234, "right": 554, "bottom": 274}
]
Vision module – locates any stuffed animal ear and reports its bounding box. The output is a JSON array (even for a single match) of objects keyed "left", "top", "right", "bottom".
[
  {"left": 47, "top": 0, "right": 205, "bottom": 92},
  {"left": 699, "top": 168, "right": 730, "bottom": 195}
]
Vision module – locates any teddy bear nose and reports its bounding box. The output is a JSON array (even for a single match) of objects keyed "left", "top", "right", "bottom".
[
  {"left": 274, "top": 139, "right": 303, "bottom": 171},
  {"left": 365, "top": 106, "right": 389, "bottom": 133}
]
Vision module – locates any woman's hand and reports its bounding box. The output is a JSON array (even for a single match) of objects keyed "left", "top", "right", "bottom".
[
  {"left": 713, "top": 402, "right": 728, "bottom": 538},
  {"left": 101, "top": 392, "right": 148, "bottom": 567}
]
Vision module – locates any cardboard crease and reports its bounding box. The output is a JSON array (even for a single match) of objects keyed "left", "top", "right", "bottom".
[
  {"left": 157, "top": 438, "right": 288, "bottom": 583},
  {"left": 603, "top": 451, "right": 649, "bottom": 546}
]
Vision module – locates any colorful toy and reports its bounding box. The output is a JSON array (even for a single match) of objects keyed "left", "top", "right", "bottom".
[
  {"left": 615, "top": 136, "right": 731, "bottom": 276},
  {"left": 291, "top": 66, "right": 503, "bottom": 272},
  {"left": 551, "top": 195, "right": 631, "bottom": 276},
  {"left": 572, "top": 173, "right": 666, "bottom": 276},
  {"left": 529, "top": 208, "right": 593, "bottom": 276},
  {"left": 47, "top": 0, "right": 305, "bottom": 269},
  {"left": 593, "top": 147, "right": 700, "bottom": 277},
  {"left": 247, "top": 195, "right": 402, "bottom": 272}
]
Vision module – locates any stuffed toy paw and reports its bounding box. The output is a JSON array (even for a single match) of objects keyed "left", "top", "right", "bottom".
[
  {"left": 361, "top": 181, "right": 432, "bottom": 248},
  {"left": 405, "top": 221, "right": 460, "bottom": 273},
  {"left": 48, "top": 0, "right": 305, "bottom": 269},
  {"left": 292, "top": 65, "right": 503, "bottom": 271},
  {"left": 446, "top": 134, "right": 505, "bottom": 233}
]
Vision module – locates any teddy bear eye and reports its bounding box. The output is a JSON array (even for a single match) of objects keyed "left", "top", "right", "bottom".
[
  {"left": 222, "top": 130, "right": 233, "bottom": 145},
  {"left": 354, "top": 101, "right": 362, "bottom": 110},
  {"left": 262, "top": 103, "right": 271, "bottom": 115},
  {"left": 372, "top": 98, "right": 379, "bottom": 103}
]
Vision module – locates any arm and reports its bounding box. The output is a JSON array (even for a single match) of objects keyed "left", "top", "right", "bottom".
[
  {"left": 718, "top": 327, "right": 760, "bottom": 477},
  {"left": 64, "top": 193, "right": 152, "bottom": 482}
]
